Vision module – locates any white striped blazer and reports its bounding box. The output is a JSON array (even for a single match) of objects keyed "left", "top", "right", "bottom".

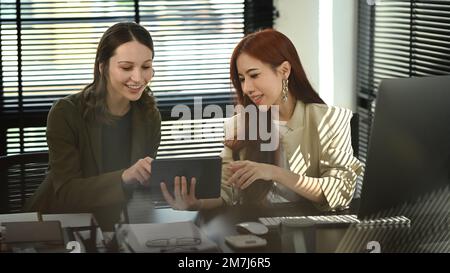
[{"left": 220, "top": 100, "right": 364, "bottom": 211}]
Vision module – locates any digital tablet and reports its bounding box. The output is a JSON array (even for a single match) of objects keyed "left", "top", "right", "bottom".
[{"left": 149, "top": 156, "right": 222, "bottom": 200}]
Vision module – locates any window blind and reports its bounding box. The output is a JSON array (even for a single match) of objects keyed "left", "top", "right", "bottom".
[
  {"left": 140, "top": 1, "right": 245, "bottom": 115},
  {"left": 0, "top": 0, "right": 274, "bottom": 156},
  {"left": 356, "top": 0, "right": 450, "bottom": 195}
]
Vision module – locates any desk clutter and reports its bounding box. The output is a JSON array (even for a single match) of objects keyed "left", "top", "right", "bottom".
[
  {"left": 225, "top": 234, "right": 267, "bottom": 249},
  {"left": 1, "top": 213, "right": 225, "bottom": 253},
  {"left": 115, "top": 221, "right": 220, "bottom": 253},
  {"left": 0, "top": 212, "right": 97, "bottom": 253}
]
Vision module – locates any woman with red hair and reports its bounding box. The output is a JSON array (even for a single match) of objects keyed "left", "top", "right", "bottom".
[{"left": 162, "top": 29, "right": 363, "bottom": 212}]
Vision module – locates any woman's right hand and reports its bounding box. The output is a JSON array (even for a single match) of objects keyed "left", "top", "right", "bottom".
[
  {"left": 160, "top": 176, "right": 202, "bottom": 210},
  {"left": 121, "top": 156, "right": 153, "bottom": 186}
]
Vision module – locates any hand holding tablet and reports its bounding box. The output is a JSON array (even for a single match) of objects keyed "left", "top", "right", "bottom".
[{"left": 148, "top": 156, "right": 222, "bottom": 206}]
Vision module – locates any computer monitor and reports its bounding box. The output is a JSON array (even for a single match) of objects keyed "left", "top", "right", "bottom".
[{"left": 357, "top": 75, "right": 450, "bottom": 219}]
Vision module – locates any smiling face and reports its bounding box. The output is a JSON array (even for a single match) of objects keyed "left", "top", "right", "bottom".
[
  {"left": 236, "top": 53, "right": 287, "bottom": 107},
  {"left": 105, "top": 40, "right": 154, "bottom": 103}
]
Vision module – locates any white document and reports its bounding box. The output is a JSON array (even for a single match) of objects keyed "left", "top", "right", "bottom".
[
  {"left": 41, "top": 213, "right": 94, "bottom": 228},
  {"left": 0, "top": 212, "right": 39, "bottom": 225},
  {"left": 116, "top": 221, "right": 219, "bottom": 253}
]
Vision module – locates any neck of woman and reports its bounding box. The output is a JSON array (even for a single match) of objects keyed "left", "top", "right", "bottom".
[
  {"left": 107, "top": 94, "right": 130, "bottom": 117},
  {"left": 278, "top": 94, "right": 296, "bottom": 122}
]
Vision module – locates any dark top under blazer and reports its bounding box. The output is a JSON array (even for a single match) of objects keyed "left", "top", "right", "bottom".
[{"left": 25, "top": 92, "right": 161, "bottom": 229}]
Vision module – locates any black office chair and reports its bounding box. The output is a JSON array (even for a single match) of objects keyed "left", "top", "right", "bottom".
[
  {"left": 0, "top": 152, "right": 49, "bottom": 213},
  {"left": 349, "top": 113, "right": 362, "bottom": 210},
  {"left": 350, "top": 113, "right": 359, "bottom": 158}
]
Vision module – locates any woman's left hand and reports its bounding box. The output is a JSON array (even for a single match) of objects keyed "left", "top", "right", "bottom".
[
  {"left": 160, "top": 176, "right": 202, "bottom": 211},
  {"left": 227, "top": 160, "right": 275, "bottom": 190}
]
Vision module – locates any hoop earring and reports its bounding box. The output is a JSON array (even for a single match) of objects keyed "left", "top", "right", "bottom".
[{"left": 282, "top": 79, "right": 289, "bottom": 103}]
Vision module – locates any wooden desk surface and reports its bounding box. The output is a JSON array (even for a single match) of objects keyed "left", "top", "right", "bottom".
[
  {"left": 125, "top": 189, "right": 449, "bottom": 253},
  {"left": 126, "top": 188, "right": 332, "bottom": 252}
]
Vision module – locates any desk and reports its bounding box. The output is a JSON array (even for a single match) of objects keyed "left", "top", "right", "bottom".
[
  {"left": 126, "top": 189, "right": 450, "bottom": 253},
  {"left": 126, "top": 188, "right": 347, "bottom": 253},
  {"left": 128, "top": 205, "right": 284, "bottom": 253}
]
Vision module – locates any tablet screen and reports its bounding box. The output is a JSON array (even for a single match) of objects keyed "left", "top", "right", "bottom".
[{"left": 148, "top": 156, "right": 222, "bottom": 200}]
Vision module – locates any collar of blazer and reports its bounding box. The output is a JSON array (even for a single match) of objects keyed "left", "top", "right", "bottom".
[
  {"left": 85, "top": 102, "right": 148, "bottom": 172},
  {"left": 280, "top": 100, "right": 310, "bottom": 171},
  {"left": 284, "top": 100, "right": 305, "bottom": 132}
]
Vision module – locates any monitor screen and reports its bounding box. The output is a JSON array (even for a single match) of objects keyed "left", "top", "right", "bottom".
[{"left": 358, "top": 75, "right": 450, "bottom": 219}]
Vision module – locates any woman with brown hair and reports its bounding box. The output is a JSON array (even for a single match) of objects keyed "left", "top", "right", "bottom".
[
  {"left": 25, "top": 22, "right": 161, "bottom": 230},
  {"left": 161, "top": 29, "right": 363, "bottom": 212}
]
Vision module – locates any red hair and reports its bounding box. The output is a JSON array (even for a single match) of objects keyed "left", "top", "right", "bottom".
[
  {"left": 226, "top": 29, "right": 325, "bottom": 205},
  {"left": 230, "top": 29, "right": 324, "bottom": 106}
]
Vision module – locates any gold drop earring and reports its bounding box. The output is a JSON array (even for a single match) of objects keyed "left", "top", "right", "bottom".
[{"left": 282, "top": 79, "right": 289, "bottom": 103}]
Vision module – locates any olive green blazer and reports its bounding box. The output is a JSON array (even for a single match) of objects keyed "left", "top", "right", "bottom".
[{"left": 25, "top": 92, "right": 161, "bottom": 230}]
